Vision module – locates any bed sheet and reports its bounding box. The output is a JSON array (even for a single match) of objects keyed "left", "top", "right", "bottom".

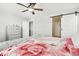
[{"left": 0, "top": 37, "right": 71, "bottom": 56}]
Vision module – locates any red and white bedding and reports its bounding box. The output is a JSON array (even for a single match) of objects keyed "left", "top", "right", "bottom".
[{"left": 0, "top": 37, "right": 79, "bottom": 56}]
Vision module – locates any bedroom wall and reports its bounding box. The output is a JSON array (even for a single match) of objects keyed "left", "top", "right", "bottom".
[
  {"left": 32, "top": 3, "right": 79, "bottom": 37},
  {"left": 77, "top": 13, "right": 79, "bottom": 32},
  {"left": 0, "top": 3, "right": 29, "bottom": 42},
  {"left": 0, "top": 3, "right": 79, "bottom": 41},
  {"left": 61, "top": 14, "right": 77, "bottom": 38},
  {"left": 32, "top": 12, "right": 79, "bottom": 37},
  {"left": 32, "top": 14, "right": 52, "bottom": 37}
]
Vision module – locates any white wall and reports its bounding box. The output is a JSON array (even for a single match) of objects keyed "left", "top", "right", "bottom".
[
  {"left": 61, "top": 14, "right": 77, "bottom": 38},
  {"left": 0, "top": 3, "right": 28, "bottom": 42},
  {"left": 32, "top": 14, "right": 52, "bottom": 37},
  {"left": 32, "top": 3, "right": 79, "bottom": 37},
  {"left": 77, "top": 13, "right": 79, "bottom": 32}
]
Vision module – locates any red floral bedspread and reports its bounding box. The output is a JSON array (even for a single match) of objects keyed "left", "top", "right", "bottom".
[{"left": 0, "top": 37, "right": 79, "bottom": 56}]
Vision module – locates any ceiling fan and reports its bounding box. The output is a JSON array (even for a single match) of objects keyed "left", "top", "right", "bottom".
[{"left": 17, "top": 3, "right": 43, "bottom": 15}]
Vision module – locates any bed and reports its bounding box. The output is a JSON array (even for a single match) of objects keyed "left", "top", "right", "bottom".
[{"left": 0, "top": 36, "right": 79, "bottom": 56}]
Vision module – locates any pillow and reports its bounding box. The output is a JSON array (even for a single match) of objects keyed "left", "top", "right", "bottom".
[
  {"left": 0, "top": 41, "right": 9, "bottom": 51},
  {"left": 56, "top": 37, "right": 79, "bottom": 56},
  {"left": 63, "top": 38, "right": 74, "bottom": 52},
  {"left": 36, "top": 37, "right": 61, "bottom": 45},
  {"left": 58, "top": 37, "right": 74, "bottom": 53},
  {"left": 61, "top": 37, "right": 79, "bottom": 56},
  {"left": 32, "top": 34, "right": 43, "bottom": 38}
]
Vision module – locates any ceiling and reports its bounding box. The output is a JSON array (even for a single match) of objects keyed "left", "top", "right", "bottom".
[
  {"left": 0, "top": 3, "right": 79, "bottom": 17},
  {"left": 34, "top": 3, "right": 79, "bottom": 15}
]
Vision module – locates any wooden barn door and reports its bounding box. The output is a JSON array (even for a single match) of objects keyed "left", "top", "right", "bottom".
[{"left": 52, "top": 16, "right": 61, "bottom": 38}]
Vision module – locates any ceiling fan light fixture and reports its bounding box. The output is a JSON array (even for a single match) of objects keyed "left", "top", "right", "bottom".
[
  {"left": 17, "top": 3, "right": 43, "bottom": 15},
  {"left": 28, "top": 8, "right": 34, "bottom": 11}
]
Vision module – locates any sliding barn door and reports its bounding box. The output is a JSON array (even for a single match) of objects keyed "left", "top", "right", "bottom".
[{"left": 52, "top": 16, "right": 61, "bottom": 37}]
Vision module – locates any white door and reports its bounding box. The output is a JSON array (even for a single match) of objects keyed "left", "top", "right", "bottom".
[
  {"left": 61, "top": 14, "right": 77, "bottom": 38},
  {"left": 22, "top": 21, "right": 29, "bottom": 38}
]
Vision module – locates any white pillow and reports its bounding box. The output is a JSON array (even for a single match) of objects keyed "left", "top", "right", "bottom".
[
  {"left": 0, "top": 41, "right": 9, "bottom": 51},
  {"left": 37, "top": 37, "right": 61, "bottom": 45}
]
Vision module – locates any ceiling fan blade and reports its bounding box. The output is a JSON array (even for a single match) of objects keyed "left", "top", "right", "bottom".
[
  {"left": 32, "top": 11, "right": 35, "bottom": 15},
  {"left": 17, "top": 3, "right": 27, "bottom": 8},
  {"left": 27, "top": 3, "right": 32, "bottom": 8},
  {"left": 33, "top": 8, "right": 43, "bottom": 11},
  {"left": 31, "top": 3, "right": 36, "bottom": 8},
  {"left": 22, "top": 9, "right": 28, "bottom": 12},
  {"left": 27, "top": 3, "right": 36, "bottom": 8}
]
